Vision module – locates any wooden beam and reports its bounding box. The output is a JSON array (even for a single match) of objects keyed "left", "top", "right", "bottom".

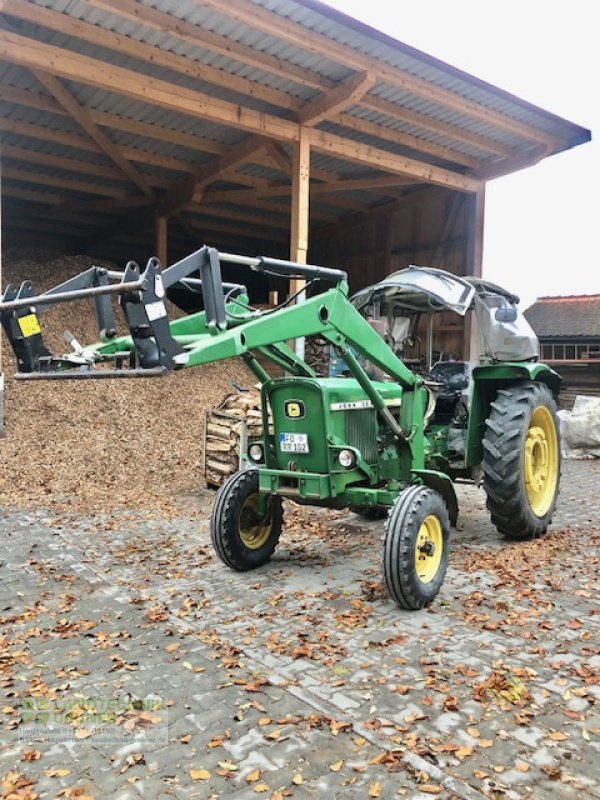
[
  {"left": 2, "top": 185, "right": 64, "bottom": 205},
  {"left": 185, "top": 216, "right": 288, "bottom": 244},
  {"left": 0, "top": 116, "right": 102, "bottom": 154},
  {"left": 51, "top": 196, "right": 154, "bottom": 215},
  {"left": 88, "top": 0, "right": 327, "bottom": 92},
  {"left": 299, "top": 71, "right": 375, "bottom": 127},
  {"left": 31, "top": 69, "right": 155, "bottom": 198},
  {"left": 193, "top": 0, "right": 563, "bottom": 150},
  {"left": 1, "top": 0, "right": 299, "bottom": 113},
  {"left": 0, "top": 31, "right": 298, "bottom": 140},
  {"left": 330, "top": 111, "right": 482, "bottom": 171},
  {"left": 1, "top": 85, "right": 284, "bottom": 163},
  {"left": 308, "top": 128, "right": 481, "bottom": 192},
  {"left": 290, "top": 126, "right": 310, "bottom": 290},
  {"left": 1, "top": 143, "right": 123, "bottom": 180},
  {"left": 83, "top": 0, "right": 539, "bottom": 161},
  {"left": 159, "top": 135, "right": 271, "bottom": 217},
  {"left": 2, "top": 166, "right": 126, "bottom": 198},
  {"left": 187, "top": 204, "right": 291, "bottom": 231},
  {"left": 205, "top": 175, "right": 411, "bottom": 203},
  {"left": 464, "top": 186, "right": 486, "bottom": 360},
  {"left": 264, "top": 140, "right": 293, "bottom": 174},
  {"left": 479, "top": 145, "right": 549, "bottom": 180},
  {"left": 155, "top": 215, "right": 168, "bottom": 267},
  {"left": 0, "top": 31, "right": 483, "bottom": 193},
  {"left": 362, "top": 95, "right": 519, "bottom": 160}
]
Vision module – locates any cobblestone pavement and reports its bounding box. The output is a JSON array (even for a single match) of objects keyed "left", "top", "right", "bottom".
[{"left": 0, "top": 460, "right": 598, "bottom": 800}]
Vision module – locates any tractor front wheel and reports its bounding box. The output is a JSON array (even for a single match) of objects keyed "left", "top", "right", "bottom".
[
  {"left": 482, "top": 382, "right": 560, "bottom": 540},
  {"left": 210, "top": 469, "right": 283, "bottom": 571},
  {"left": 383, "top": 486, "right": 450, "bottom": 610}
]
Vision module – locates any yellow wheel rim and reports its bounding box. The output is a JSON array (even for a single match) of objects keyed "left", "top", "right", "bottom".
[
  {"left": 415, "top": 515, "right": 443, "bottom": 584},
  {"left": 524, "top": 405, "right": 559, "bottom": 517},
  {"left": 239, "top": 494, "right": 272, "bottom": 550}
]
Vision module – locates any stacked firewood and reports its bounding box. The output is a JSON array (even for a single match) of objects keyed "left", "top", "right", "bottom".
[
  {"left": 304, "top": 335, "right": 330, "bottom": 376},
  {"left": 203, "top": 387, "right": 268, "bottom": 488}
]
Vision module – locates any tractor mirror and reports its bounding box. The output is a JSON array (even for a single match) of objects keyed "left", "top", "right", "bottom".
[{"left": 495, "top": 306, "right": 517, "bottom": 323}]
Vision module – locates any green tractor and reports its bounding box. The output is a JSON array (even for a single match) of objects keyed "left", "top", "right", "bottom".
[{"left": 0, "top": 247, "right": 561, "bottom": 609}]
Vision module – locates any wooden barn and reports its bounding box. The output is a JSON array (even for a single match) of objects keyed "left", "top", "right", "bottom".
[{"left": 0, "top": 0, "right": 591, "bottom": 371}]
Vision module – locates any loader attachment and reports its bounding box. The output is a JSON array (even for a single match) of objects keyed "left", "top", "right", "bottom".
[{"left": 0, "top": 246, "right": 245, "bottom": 379}]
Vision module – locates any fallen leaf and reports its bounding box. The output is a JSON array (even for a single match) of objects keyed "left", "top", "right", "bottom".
[
  {"left": 369, "top": 781, "right": 382, "bottom": 798},
  {"left": 253, "top": 783, "right": 269, "bottom": 793},
  {"left": 292, "top": 773, "right": 303, "bottom": 785},
  {"left": 246, "top": 769, "right": 261, "bottom": 783},
  {"left": 190, "top": 768, "right": 211, "bottom": 781},
  {"left": 548, "top": 731, "right": 568, "bottom": 741},
  {"left": 420, "top": 786, "right": 442, "bottom": 795},
  {"left": 329, "top": 760, "right": 343, "bottom": 772},
  {"left": 515, "top": 762, "right": 530, "bottom": 773}
]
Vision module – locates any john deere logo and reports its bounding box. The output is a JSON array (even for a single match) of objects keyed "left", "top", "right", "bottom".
[{"left": 285, "top": 400, "right": 305, "bottom": 419}]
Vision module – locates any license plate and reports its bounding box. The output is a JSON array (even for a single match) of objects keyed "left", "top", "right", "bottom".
[{"left": 279, "top": 433, "right": 309, "bottom": 453}]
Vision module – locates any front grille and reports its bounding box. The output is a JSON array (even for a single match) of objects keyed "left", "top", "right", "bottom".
[{"left": 345, "top": 409, "right": 378, "bottom": 463}]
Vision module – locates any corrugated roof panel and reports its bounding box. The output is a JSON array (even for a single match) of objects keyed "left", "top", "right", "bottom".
[
  {"left": 253, "top": 0, "right": 585, "bottom": 138},
  {"left": 1, "top": 0, "right": 590, "bottom": 249}
]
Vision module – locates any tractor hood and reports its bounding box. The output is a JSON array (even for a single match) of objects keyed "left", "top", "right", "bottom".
[{"left": 351, "top": 266, "right": 476, "bottom": 316}]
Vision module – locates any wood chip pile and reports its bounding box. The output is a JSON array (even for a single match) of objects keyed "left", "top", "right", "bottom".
[
  {"left": 0, "top": 250, "right": 254, "bottom": 516},
  {"left": 203, "top": 388, "right": 266, "bottom": 488}
]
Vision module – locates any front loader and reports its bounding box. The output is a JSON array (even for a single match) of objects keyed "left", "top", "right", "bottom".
[{"left": 0, "top": 246, "right": 562, "bottom": 609}]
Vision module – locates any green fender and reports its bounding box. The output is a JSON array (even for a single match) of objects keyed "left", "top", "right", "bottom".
[
  {"left": 465, "top": 362, "right": 561, "bottom": 466},
  {"left": 411, "top": 469, "right": 458, "bottom": 527}
]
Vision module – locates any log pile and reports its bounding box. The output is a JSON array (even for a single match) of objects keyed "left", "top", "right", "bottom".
[
  {"left": 304, "top": 335, "right": 330, "bottom": 376},
  {"left": 203, "top": 388, "right": 266, "bottom": 488}
]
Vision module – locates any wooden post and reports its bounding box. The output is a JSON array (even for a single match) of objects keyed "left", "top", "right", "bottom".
[
  {"left": 289, "top": 126, "right": 310, "bottom": 357},
  {"left": 155, "top": 213, "right": 168, "bottom": 267},
  {"left": 464, "top": 186, "right": 486, "bottom": 360}
]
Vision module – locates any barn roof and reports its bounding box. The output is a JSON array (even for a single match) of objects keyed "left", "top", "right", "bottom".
[
  {"left": 0, "top": 0, "right": 591, "bottom": 251},
  {"left": 525, "top": 295, "right": 600, "bottom": 340}
]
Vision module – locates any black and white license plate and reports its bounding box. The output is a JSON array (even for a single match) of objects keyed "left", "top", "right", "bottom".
[{"left": 279, "top": 433, "right": 309, "bottom": 453}]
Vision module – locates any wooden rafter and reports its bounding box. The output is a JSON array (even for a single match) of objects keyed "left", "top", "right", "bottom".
[
  {"left": 159, "top": 135, "right": 271, "bottom": 217},
  {"left": 329, "top": 111, "right": 482, "bottom": 170},
  {"left": 192, "top": 0, "right": 563, "bottom": 150},
  {"left": 31, "top": 70, "right": 154, "bottom": 198},
  {"left": 298, "top": 71, "right": 375, "bottom": 127},
  {"left": 2, "top": 166, "right": 127, "bottom": 198},
  {"left": 1, "top": 144, "right": 123, "bottom": 181},
  {"left": 84, "top": 0, "right": 555, "bottom": 160},
  {"left": 1, "top": 0, "right": 299, "bottom": 113},
  {"left": 0, "top": 31, "right": 481, "bottom": 193},
  {"left": 208, "top": 175, "right": 416, "bottom": 203},
  {"left": 362, "top": 94, "right": 519, "bottom": 160}
]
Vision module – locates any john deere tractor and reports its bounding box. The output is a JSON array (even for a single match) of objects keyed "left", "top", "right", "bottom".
[{"left": 0, "top": 247, "right": 561, "bottom": 609}]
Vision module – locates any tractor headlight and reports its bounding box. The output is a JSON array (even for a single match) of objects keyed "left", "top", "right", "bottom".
[
  {"left": 338, "top": 449, "right": 356, "bottom": 469},
  {"left": 248, "top": 443, "right": 264, "bottom": 463}
]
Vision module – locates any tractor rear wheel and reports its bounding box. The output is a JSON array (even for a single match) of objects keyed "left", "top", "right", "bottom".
[
  {"left": 482, "top": 382, "right": 560, "bottom": 540},
  {"left": 211, "top": 469, "right": 283, "bottom": 571},
  {"left": 383, "top": 486, "right": 450, "bottom": 610}
]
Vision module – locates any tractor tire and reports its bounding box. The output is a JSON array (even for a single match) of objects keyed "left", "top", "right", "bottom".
[
  {"left": 482, "top": 382, "right": 560, "bottom": 540},
  {"left": 210, "top": 469, "right": 283, "bottom": 571},
  {"left": 383, "top": 486, "right": 450, "bottom": 610}
]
